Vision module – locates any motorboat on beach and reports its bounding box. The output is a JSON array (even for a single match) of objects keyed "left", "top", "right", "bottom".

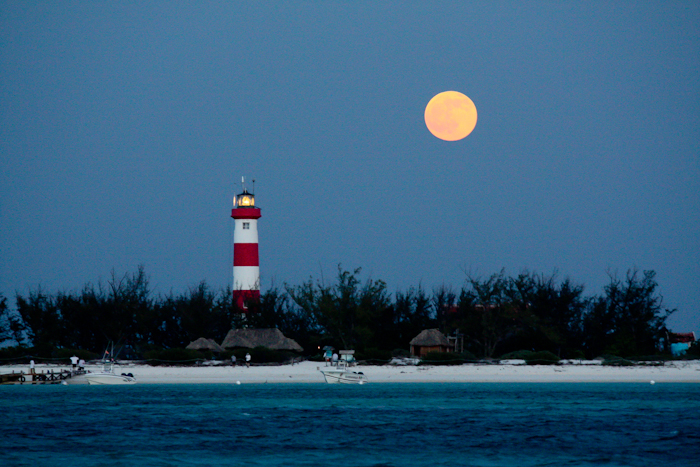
[
  {"left": 83, "top": 344, "right": 137, "bottom": 385},
  {"left": 84, "top": 360, "right": 136, "bottom": 385},
  {"left": 320, "top": 361, "right": 368, "bottom": 384}
]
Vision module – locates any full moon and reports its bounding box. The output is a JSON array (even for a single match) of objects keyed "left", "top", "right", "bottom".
[{"left": 424, "top": 91, "right": 477, "bottom": 141}]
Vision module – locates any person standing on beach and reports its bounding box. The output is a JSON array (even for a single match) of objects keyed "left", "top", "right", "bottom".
[
  {"left": 70, "top": 355, "right": 79, "bottom": 369},
  {"left": 245, "top": 353, "right": 251, "bottom": 367},
  {"left": 332, "top": 352, "right": 338, "bottom": 367},
  {"left": 30, "top": 359, "right": 35, "bottom": 374},
  {"left": 231, "top": 354, "right": 236, "bottom": 367},
  {"left": 78, "top": 359, "right": 85, "bottom": 371}
]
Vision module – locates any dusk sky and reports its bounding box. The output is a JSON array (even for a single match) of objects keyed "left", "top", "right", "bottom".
[{"left": 2, "top": 2, "right": 698, "bottom": 333}]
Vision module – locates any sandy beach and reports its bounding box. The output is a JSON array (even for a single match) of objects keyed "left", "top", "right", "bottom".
[{"left": 4, "top": 360, "right": 700, "bottom": 384}]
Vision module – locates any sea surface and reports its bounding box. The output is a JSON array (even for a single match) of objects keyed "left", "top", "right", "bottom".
[{"left": 2, "top": 382, "right": 699, "bottom": 466}]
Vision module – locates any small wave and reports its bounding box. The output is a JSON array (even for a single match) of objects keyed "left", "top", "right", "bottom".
[{"left": 656, "top": 430, "right": 680, "bottom": 441}]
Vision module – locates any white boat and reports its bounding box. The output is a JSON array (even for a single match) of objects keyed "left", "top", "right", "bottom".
[
  {"left": 83, "top": 344, "right": 137, "bottom": 385},
  {"left": 320, "top": 362, "right": 368, "bottom": 384},
  {"left": 85, "top": 360, "right": 137, "bottom": 385}
]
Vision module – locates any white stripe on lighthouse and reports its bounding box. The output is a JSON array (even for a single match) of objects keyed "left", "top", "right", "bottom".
[
  {"left": 232, "top": 266, "right": 260, "bottom": 291},
  {"left": 233, "top": 218, "right": 258, "bottom": 243}
]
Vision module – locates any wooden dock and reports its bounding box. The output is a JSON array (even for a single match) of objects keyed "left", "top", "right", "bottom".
[{"left": 1, "top": 369, "right": 85, "bottom": 385}]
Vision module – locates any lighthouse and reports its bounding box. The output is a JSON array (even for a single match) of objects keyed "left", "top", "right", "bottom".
[{"left": 231, "top": 178, "right": 261, "bottom": 311}]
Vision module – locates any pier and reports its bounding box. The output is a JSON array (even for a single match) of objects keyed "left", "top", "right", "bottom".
[{"left": 0, "top": 369, "right": 84, "bottom": 385}]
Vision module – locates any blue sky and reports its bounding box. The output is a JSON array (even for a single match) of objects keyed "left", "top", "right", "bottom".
[{"left": 1, "top": 2, "right": 698, "bottom": 333}]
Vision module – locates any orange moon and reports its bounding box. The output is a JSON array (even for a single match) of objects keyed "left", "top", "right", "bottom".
[{"left": 424, "top": 91, "right": 477, "bottom": 141}]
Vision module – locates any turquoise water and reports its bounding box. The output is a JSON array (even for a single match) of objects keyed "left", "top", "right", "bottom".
[{"left": 2, "top": 383, "right": 699, "bottom": 466}]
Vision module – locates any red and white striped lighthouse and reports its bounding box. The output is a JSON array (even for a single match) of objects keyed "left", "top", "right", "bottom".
[{"left": 231, "top": 178, "right": 261, "bottom": 311}]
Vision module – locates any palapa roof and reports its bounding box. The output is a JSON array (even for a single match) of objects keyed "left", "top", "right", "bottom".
[
  {"left": 409, "top": 329, "right": 450, "bottom": 347},
  {"left": 221, "top": 328, "right": 303, "bottom": 352},
  {"left": 186, "top": 337, "right": 225, "bottom": 353}
]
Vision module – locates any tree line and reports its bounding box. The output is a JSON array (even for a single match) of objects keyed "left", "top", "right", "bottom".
[{"left": 0, "top": 265, "right": 677, "bottom": 361}]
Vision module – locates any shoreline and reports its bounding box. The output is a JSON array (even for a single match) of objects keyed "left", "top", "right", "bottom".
[{"left": 3, "top": 360, "right": 699, "bottom": 384}]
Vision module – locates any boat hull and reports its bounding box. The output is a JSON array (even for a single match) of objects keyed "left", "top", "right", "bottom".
[
  {"left": 85, "top": 373, "right": 137, "bottom": 385},
  {"left": 320, "top": 369, "right": 368, "bottom": 384}
]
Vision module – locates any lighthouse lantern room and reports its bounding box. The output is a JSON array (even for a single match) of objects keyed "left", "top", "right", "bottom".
[{"left": 231, "top": 177, "right": 261, "bottom": 311}]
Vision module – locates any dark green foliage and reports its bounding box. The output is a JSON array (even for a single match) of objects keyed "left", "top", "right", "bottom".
[
  {"left": 600, "top": 355, "right": 636, "bottom": 366},
  {"left": 0, "top": 345, "right": 30, "bottom": 362},
  {"left": 1, "top": 265, "right": 679, "bottom": 363},
  {"left": 248, "top": 287, "right": 316, "bottom": 354},
  {"left": 499, "top": 350, "right": 534, "bottom": 360},
  {"left": 54, "top": 348, "right": 99, "bottom": 362},
  {"left": 394, "top": 286, "right": 435, "bottom": 348},
  {"left": 524, "top": 350, "right": 560, "bottom": 365},
  {"left": 357, "top": 347, "right": 391, "bottom": 363},
  {"left": 247, "top": 346, "right": 297, "bottom": 364},
  {"left": 448, "top": 270, "right": 522, "bottom": 358},
  {"left": 286, "top": 266, "right": 395, "bottom": 352},
  {"left": 391, "top": 348, "right": 411, "bottom": 358},
  {"left": 566, "top": 349, "right": 586, "bottom": 359},
  {"left": 582, "top": 270, "right": 673, "bottom": 358},
  {"left": 144, "top": 348, "right": 202, "bottom": 365},
  {"left": 509, "top": 273, "right": 587, "bottom": 358},
  {"left": 420, "top": 351, "right": 476, "bottom": 365},
  {"left": 458, "top": 350, "right": 478, "bottom": 362},
  {"left": 685, "top": 340, "right": 700, "bottom": 357}
]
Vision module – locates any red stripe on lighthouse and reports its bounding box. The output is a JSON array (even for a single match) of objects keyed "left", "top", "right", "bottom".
[
  {"left": 231, "top": 208, "right": 261, "bottom": 219},
  {"left": 233, "top": 243, "right": 259, "bottom": 266}
]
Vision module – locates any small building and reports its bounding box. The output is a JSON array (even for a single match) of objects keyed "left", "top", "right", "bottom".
[
  {"left": 221, "top": 328, "right": 303, "bottom": 352},
  {"left": 669, "top": 332, "right": 696, "bottom": 356},
  {"left": 409, "top": 329, "right": 451, "bottom": 357}
]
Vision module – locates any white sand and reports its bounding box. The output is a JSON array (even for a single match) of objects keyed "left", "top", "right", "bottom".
[{"left": 4, "top": 360, "right": 700, "bottom": 384}]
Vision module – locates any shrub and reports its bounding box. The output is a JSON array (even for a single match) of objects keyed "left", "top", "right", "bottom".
[
  {"left": 564, "top": 349, "right": 585, "bottom": 359},
  {"left": 420, "top": 351, "right": 475, "bottom": 366},
  {"left": 600, "top": 355, "right": 635, "bottom": 366},
  {"left": 357, "top": 347, "right": 391, "bottom": 364},
  {"left": 244, "top": 346, "right": 297, "bottom": 364},
  {"left": 685, "top": 341, "right": 700, "bottom": 358},
  {"left": 306, "top": 353, "right": 324, "bottom": 362},
  {"left": 499, "top": 350, "right": 534, "bottom": 360},
  {"left": 525, "top": 351, "right": 560, "bottom": 365},
  {"left": 0, "top": 345, "right": 30, "bottom": 362},
  {"left": 391, "top": 348, "right": 411, "bottom": 358},
  {"left": 144, "top": 348, "right": 202, "bottom": 366}
]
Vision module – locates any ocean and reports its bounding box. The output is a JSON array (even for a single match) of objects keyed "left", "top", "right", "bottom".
[{"left": 2, "top": 383, "right": 699, "bottom": 466}]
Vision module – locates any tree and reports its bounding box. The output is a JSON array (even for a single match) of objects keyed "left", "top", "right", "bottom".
[
  {"left": 0, "top": 294, "right": 26, "bottom": 346},
  {"left": 394, "top": 286, "right": 435, "bottom": 346},
  {"left": 583, "top": 269, "right": 673, "bottom": 357},
  {"left": 56, "top": 284, "right": 103, "bottom": 351},
  {"left": 455, "top": 270, "right": 523, "bottom": 358},
  {"left": 286, "top": 266, "right": 391, "bottom": 351},
  {"left": 432, "top": 285, "right": 457, "bottom": 333},
  {"left": 101, "top": 266, "right": 153, "bottom": 350},
  {"left": 505, "top": 272, "right": 587, "bottom": 357},
  {"left": 16, "top": 287, "right": 63, "bottom": 354}
]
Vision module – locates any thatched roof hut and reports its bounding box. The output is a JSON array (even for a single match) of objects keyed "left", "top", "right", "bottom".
[
  {"left": 221, "top": 328, "right": 303, "bottom": 352},
  {"left": 409, "top": 329, "right": 451, "bottom": 357},
  {"left": 186, "top": 337, "right": 225, "bottom": 353}
]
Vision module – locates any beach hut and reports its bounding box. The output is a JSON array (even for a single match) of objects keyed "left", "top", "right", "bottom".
[
  {"left": 220, "top": 328, "right": 304, "bottom": 352},
  {"left": 186, "top": 338, "right": 225, "bottom": 353},
  {"left": 409, "top": 329, "right": 451, "bottom": 357},
  {"left": 669, "top": 332, "right": 696, "bottom": 356}
]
